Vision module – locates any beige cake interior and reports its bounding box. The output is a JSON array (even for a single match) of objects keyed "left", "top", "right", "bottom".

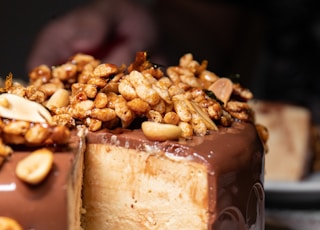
[
  {"left": 81, "top": 144, "right": 208, "bottom": 230},
  {"left": 252, "top": 100, "right": 311, "bottom": 181}
]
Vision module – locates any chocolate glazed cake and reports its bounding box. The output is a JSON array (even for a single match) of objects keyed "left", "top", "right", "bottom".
[
  {"left": 83, "top": 123, "right": 264, "bottom": 229},
  {"left": 0, "top": 52, "right": 267, "bottom": 229}
]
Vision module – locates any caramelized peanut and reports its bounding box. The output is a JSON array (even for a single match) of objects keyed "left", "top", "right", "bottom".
[
  {"left": 208, "top": 77, "right": 233, "bottom": 105},
  {"left": 0, "top": 216, "right": 23, "bottom": 230},
  {"left": 16, "top": 148, "right": 54, "bottom": 185},
  {"left": 142, "top": 121, "right": 182, "bottom": 141},
  {"left": 46, "top": 88, "right": 70, "bottom": 109}
]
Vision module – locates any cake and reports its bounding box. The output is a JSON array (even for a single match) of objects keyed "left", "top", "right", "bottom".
[
  {"left": 0, "top": 52, "right": 266, "bottom": 229},
  {"left": 251, "top": 100, "right": 311, "bottom": 181}
]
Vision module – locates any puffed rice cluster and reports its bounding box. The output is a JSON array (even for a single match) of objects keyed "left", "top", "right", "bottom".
[
  {"left": 4, "top": 52, "right": 258, "bottom": 135},
  {"left": 0, "top": 51, "right": 268, "bottom": 163}
]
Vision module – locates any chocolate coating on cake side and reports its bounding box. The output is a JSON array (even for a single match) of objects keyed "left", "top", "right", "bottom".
[
  {"left": 0, "top": 133, "right": 85, "bottom": 230},
  {"left": 86, "top": 121, "right": 265, "bottom": 229}
]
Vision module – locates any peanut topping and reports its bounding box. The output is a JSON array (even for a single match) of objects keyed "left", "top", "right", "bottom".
[
  {"left": 0, "top": 97, "right": 9, "bottom": 108},
  {"left": 0, "top": 216, "right": 23, "bottom": 230},
  {"left": 45, "top": 88, "right": 70, "bottom": 109},
  {"left": 142, "top": 121, "right": 182, "bottom": 141},
  {"left": 208, "top": 78, "right": 233, "bottom": 105},
  {"left": 0, "top": 93, "right": 52, "bottom": 124},
  {"left": 186, "top": 101, "right": 218, "bottom": 132},
  {"left": 0, "top": 52, "right": 259, "bottom": 144},
  {"left": 15, "top": 148, "right": 54, "bottom": 185}
]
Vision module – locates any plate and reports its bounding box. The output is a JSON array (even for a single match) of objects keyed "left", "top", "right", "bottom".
[{"left": 265, "top": 172, "right": 320, "bottom": 208}]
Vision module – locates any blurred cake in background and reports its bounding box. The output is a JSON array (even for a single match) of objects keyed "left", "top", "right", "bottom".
[
  {"left": 252, "top": 100, "right": 312, "bottom": 181},
  {"left": 311, "top": 125, "right": 320, "bottom": 172}
]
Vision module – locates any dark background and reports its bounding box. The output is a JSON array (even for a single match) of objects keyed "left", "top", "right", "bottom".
[
  {"left": 0, "top": 0, "right": 89, "bottom": 79},
  {"left": 0, "top": 0, "right": 320, "bottom": 111}
]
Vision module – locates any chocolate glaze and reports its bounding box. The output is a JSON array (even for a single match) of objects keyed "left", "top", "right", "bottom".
[
  {"left": 0, "top": 121, "right": 264, "bottom": 229},
  {"left": 0, "top": 134, "right": 83, "bottom": 230},
  {"left": 87, "top": 121, "right": 265, "bottom": 229}
]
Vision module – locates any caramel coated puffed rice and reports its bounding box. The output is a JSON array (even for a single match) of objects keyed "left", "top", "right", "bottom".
[{"left": 0, "top": 51, "right": 265, "bottom": 146}]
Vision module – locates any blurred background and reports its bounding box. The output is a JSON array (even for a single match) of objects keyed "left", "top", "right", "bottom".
[
  {"left": 1, "top": 0, "right": 320, "bottom": 229},
  {"left": 0, "top": 0, "right": 89, "bottom": 78},
  {"left": 1, "top": 0, "right": 319, "bottom": 106}
]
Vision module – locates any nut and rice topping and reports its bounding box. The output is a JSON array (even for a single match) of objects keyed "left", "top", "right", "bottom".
[{"left": 0, "top": 51, "right": 266, "bottom": 173}]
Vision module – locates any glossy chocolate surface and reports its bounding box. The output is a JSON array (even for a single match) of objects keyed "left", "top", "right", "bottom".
[
  {"left": 0, "top": 121, "right": 264, "bottom": 229},
  {"left": 0, "top": 134, "right": 81, "bottom": 230}
]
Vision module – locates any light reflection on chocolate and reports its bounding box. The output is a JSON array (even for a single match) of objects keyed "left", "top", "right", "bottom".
[{"left": 0, "top": 182, "right": 16, "bottom": 192}]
